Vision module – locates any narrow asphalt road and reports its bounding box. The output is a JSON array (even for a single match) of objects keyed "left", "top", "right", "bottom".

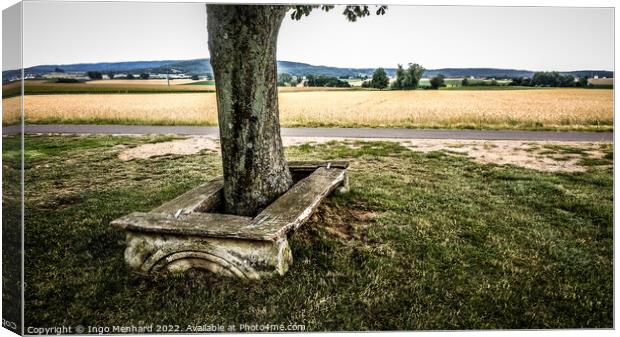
[{"left": 3, "top": 124, "right": 613, "bottom": 142}]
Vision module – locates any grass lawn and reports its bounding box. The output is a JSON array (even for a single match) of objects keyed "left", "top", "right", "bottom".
[{"left": 10, "top": 135, "right": 612, "bottom": 330}]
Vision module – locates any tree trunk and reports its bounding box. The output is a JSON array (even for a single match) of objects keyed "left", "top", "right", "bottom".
[{"left": 207, "top": 5, "right": 293, "bottom": 216}]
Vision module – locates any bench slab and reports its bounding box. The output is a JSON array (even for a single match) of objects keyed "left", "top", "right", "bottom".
[{"left": 112, "top": 161, "right": 348, "bottom": 279}]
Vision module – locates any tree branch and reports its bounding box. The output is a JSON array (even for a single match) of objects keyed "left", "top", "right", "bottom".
[{"left": 289, "top": 5, "right": 387, "bottom": 21}]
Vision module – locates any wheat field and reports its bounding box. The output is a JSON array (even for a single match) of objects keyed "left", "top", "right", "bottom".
[
  {"left": 3, "top": 89, "right": 613, "bottom": 130},
  {"left": 278, "top": 89, "right": 613, "bottom": 129}
]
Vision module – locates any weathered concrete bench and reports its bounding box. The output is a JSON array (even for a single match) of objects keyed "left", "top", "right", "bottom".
[{"left": 111, "top": 161, "right": 349, "bottom": 279}]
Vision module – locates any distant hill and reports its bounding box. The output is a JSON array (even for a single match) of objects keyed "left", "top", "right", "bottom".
[
  {"left": 27, "top": 60, "right": 183, "bottom": 73},
  {"left": 423, "top": 68, "right": 534, "bottom": 78},
  {"left": 560, "top": 70, "right": 615, "bottom": 78},
  {"left": 277, "top": 61, "right": 382, "bottom": 77},
  {"left": 3, "top": 58, "right": 613, "bottom": 82},
  {"left": 417, "top": 68, "right": 614, "bottom": 79}
]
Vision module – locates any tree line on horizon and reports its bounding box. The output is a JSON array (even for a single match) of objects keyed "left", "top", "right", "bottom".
[
  {"left": 509, "top": 71, "right": 590, "bottom": 87},
  {"left": 81, "top": 68, "right": 602, "bottom": 90},
  {"left": 82, "top": 71, "right": 214, "bottom": 81},
  {"left": 363, "top": 64, "right": 445, "bottom": 90}
]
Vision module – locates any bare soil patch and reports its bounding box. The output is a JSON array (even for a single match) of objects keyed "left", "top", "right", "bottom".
[
  {"left": 395, "top": 139, "right": 607, "bottom": 172},
  {"left": 117, "top": 135, "right": 610, "bottom": 172},
  {"left": 118, "top": 136, "right": 219, "bottom": 161}
]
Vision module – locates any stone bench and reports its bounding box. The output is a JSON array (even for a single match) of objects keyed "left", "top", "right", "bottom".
[{"left": 111, "top": 161, "right": 349, "bottom": 279}]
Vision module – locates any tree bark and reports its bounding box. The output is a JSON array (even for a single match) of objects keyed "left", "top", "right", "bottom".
[{"left": 207, "top": 5, "right": 293, "bottom": 216}]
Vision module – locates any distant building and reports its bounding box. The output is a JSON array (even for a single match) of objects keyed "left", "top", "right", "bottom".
[
  {"left": 587, "top": 77, "right": 613, "bottom": 87},
  {"left": 151, "top": 72, "right": 191, "bottom": 79},
  {"left": 151, "top": 74, "right": 169, "bottom": 79},
  {"left": 42, "top": 72, "right": 88, "bottom": 80}
]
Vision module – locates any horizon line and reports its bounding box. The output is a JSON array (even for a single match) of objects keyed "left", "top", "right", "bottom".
[{"left": 5, "top": 57, "right": 615, "bottom": 74}]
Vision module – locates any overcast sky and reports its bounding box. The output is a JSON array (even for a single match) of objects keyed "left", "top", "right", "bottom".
[{"left": 13, "top": 1, "right": 615, "bottom": 71}]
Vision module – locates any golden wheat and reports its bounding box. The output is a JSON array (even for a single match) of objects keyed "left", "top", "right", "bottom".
[
  {"left": 3, "top": 89, "right": 612, "bottom": 129},
  {"left": 18, "top": 93, "right": 218, "bottom": 125},
  {"left": 2, "top": 95, "right": 21, "bottom": 123},
  {"left": 278, "top": 89, "right": 613, "bottom": 129}
]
